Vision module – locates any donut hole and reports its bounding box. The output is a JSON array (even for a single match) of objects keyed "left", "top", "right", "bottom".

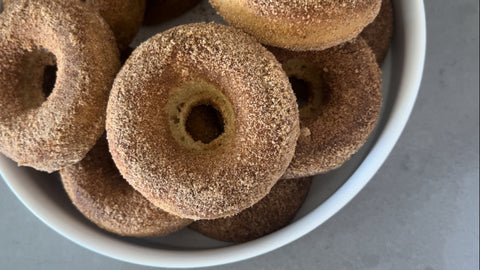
[
  {"left": 283, "top": 59, "right": 325, "bottom": 119},
  {"left": 289, "top": 76, "right": 312, "bottom": 109},
  {"left": 42, "top": 64, "right": 57, "bottom": 98},
  {"left": 185, "top": 104, "right": 225, "bottom": 144},
  {"left": 16, "top": 48, "right": 57, "bottom": 109},
  {"left": 167, "top": 80, "right": 235, "bottom": 151}
]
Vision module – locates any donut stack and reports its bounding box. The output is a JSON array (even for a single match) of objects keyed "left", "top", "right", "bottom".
[{"left": 0, "top": 0, "right": 393, "bottom": 242}]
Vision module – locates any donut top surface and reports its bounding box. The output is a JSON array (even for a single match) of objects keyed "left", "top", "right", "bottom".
[
  {"left": 360, "top": 0, "right": 394, "bottom": 64},
  {"left": 190, "top": 177, "right": 312, "bottom": 243},
  {"left": 269, "top": 38, "right": 382, "bottom": 178},
  {"left": 107, "top": 22, "right": 299, "bottom": 220},
  {"left": 84, "top": 0, "right": 146, "bottom": 50},
  {"left": 60, "top": 137, "right": 192, "bottom": 237},
  {"left": 0, "top": 0, "right": 120, "bottom": 172},
  {"left": 2, "top": 0, "right": 146, "bottom": 50},
  {"left": 244, "top": 0, "right": 380, "bottom": 22},
  {"left": 210, "top": 0, "right": 382, "bottom": 50}
]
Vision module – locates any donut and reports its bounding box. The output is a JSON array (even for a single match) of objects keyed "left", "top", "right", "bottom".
[
  {"left": 360, "top": 0, "right": 394, "bottom": 64},
  {"left": 60, "top": 137, "right": 192, "bottom": 237},
  {"left": 190, "top": 177, "right": 312, "bottom": 243},
  {"left": 268, "top": 38, "right": 382, "bottom": 179},
  {"left": 0, "top": 0, "right": 120, "bottom": 172},
  {"left": 209, "top": 0, "right": 382, "bottom": 51},
  {"left": 106, "top": 22, "right": 300, "bottom": 220},
  {"left": 2, "top": 0, "right": 146, "bottom": 50},
  {"left": 143, "top": 0, "right": 201, "bottom": 25},
  {"left": 87, "top": 0, "right": 146, "bottom": 50}
]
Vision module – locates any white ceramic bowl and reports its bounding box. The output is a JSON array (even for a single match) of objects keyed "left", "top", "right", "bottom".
[{"left": 0, "top": 0, "right": 426, "bottom": 268}]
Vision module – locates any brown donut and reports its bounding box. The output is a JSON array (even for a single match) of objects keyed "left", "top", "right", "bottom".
[
  {"left": 3, "top": 0, "right": 146, "bottom": 50},
  {"left": 360, "top": 0, "right": 394, "bottom": 64},
  {"left": 60, "top": 137, "right": 191, "bottom": 237},
  {"left": 0, "top": 0, "right": 120, "bottom": 172},
  {"left": 269, "top": 38, "right": 382, "bottom": 179},
  {"left": 190, "top": 177, "right": 312, "bottom": 243},
  {"left": 143, "top": 0, "right": 201, "bottom": 25},
  {"left": 209, "top": 0, "right": 382, "bottom": 51},
  {"left": 106, "top": 22, "right": 300, "bottom": 220},
  {"left": 87, "top": 0, "right": 146, "bottom": 50}
]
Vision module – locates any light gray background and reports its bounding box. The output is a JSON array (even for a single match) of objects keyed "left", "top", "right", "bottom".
[{"left": 1, "top": 0, "right": 478, "bottom": 269}]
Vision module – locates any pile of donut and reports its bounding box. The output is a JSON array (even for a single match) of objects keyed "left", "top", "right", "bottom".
[{"left": 0, "top": 0, "right": 393, "bottom": 243}]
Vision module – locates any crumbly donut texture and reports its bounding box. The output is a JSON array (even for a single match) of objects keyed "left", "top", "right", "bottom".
[
  {"left": 360, "top": 0, "right": 394, "bottom": 64},
  {"left": 60, "top": 137, "right": 192, "bottom": 237},
  {"left": 107, "top": 22, "right": 300, "bottom": 220},
  {"left": 190, "top": 177, "right": 312, "bottom": 243},
  {"left": 143, "top": 0, "right": 201, "bottom": 25},
  {"left": 3, "top": 0, "right": 146, "bottom": 50},
  {"left": 269, "top": 38, "right": 382, "bottom": 179},
  {"left": 0, "top": 0, "right": 120, "bottom": 172},
  {"left": 210, "top": 0, "right": 382, "bottom": 51}
]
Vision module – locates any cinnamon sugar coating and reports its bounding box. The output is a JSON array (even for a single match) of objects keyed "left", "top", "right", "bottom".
[
  {"left": 60, "top": 137, "right": 191, "bottom": 237},
  {"left": 106, "top": 23, "right": 299, "bottom": 220},
  {"left": 3, "top": 0, "right": 146, "bottom": 50},
  {"left": 0, "top": 0, "right": 120, "bottom": 172},
  {"left": 269, "top": 38, "right": 382, "bottom": 178},
  {"left": 360, "top": 0, "right": 394, "bottom": 64},
  {"left": 86, "top": 0, "right": 146, "bottom": 50},
  {"left": 209, "top": 0, "right": 382, "bottom": 51},
  {"left": 190, "top": 177, "right": 312, "bottom": 243}
]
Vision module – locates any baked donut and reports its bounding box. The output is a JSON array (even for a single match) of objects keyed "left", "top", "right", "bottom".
[
  {"left": 269, "top": 38, "right": 382, "bottom": 179},
  {"left": 60, "top": 137, "right": 192, "bottom": 237},
  {"left": 0, "top": 0, "right": 120, "bottom": 172},
  {"left": 360, "top": 0, "right": 394, "bottom": 64},
  {"left": 209, "top": 0, "right": 382, "bottom": 51},
  {"left": 106, "top": 22, "right": 299, "bottom": 220},
  {"left": 143, "top": 0, "right": 201, "bottom": 25},
  {"left": 190, "top": 177, "right": 312, "bottom": 243},
  {"left": 3, "top": 0, "right": 146, "bottom": 50},
  {"left": 87, "top": 0, "right": 146, "bottom": 50}
]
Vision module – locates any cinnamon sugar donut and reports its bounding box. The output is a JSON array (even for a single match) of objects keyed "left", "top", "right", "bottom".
[
  {"left": 0, "top": 0, "right": 120, "bottom": 172},
  {"left": 60, "top": 137, "right": 191, "bottom": 237},
  {"left": 3, "top": 0, "right": 146, "bottom": 50},
  {"left": 209, "top": 0, "right": 382, "bottom": 51},
  {"left": 143, "top": 0, "right": 201, "bottom": 25},
  {"left": 106, "top": 23, "right": 299, "bottom": 220},
  {"left": 360, "top": 0, "right": 394, "bottom": 64},
  {"left": 190, "top": 177, "right": 312, "bottom": 243},
  {"left": 87, "top": 0, "right": 146, "bottom": 50},
  {"left": 269, "top": 38, "right": 382, "bottom": 179}
]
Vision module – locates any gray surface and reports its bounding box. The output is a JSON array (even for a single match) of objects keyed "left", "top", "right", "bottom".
[{"left": 1, "top": 0, "right": 478, "bottom": 269}]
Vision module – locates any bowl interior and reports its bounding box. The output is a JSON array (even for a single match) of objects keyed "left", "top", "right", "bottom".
[{"left": 0, "top": 0, "right": 425, "bottom": 267}]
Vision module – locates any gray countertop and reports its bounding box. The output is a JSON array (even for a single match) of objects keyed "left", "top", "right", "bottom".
[{"left": 1, "top": 0, "right": 478, "bottom": 269}]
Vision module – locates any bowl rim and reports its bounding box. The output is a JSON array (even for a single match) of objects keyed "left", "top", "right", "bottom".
[{"left": 0, "top": 0, "right": 426, "bottom": 267}]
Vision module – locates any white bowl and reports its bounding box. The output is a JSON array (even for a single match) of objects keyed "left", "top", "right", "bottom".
[{"left": 0, "top": 0, "right": 426, "bottom": 268}]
